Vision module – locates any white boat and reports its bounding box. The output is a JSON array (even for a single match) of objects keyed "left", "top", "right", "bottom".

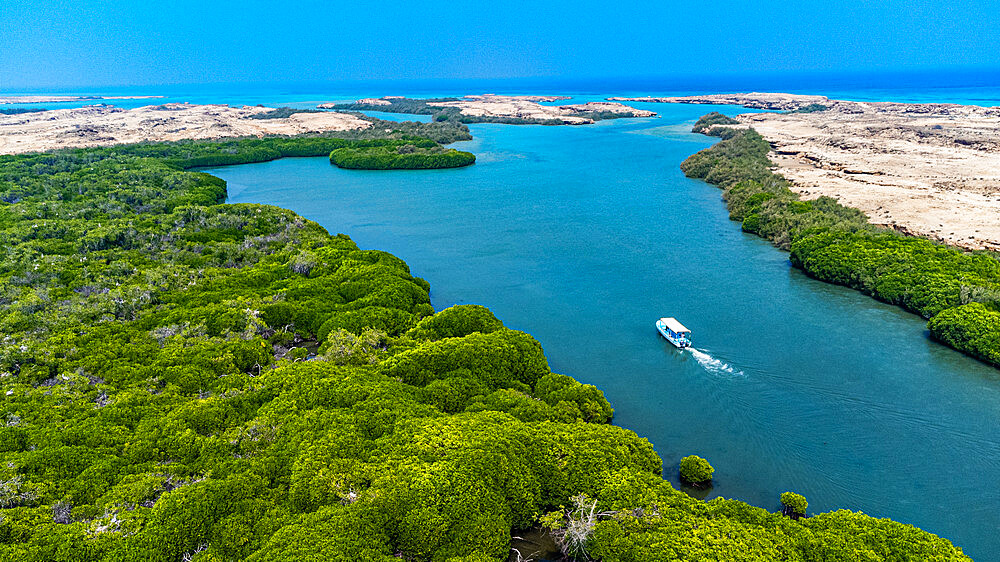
[{"left": 656, "top": 317, "right": 692, "bottom": 349}]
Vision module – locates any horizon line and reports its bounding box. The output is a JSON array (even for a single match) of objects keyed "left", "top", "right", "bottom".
[{"left": 4, "top": 66, "right": 1000, "bottom": 94}]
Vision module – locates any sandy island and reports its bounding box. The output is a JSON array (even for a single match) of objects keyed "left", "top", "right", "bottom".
[
  {"left": 613, "top": 93, "right": 1000, "bottom": 251},
  {"left": 0, "top": 103, "right": 370, "bottom": 154},
  {"left": 1, "top": 94, "right": 656, "bottom": 155},
  {"left": 0, "top": 95, "right": 166, "bottom": 105},
  {"left": 320, "top": 94, "right": 657, "bottom": 124}
]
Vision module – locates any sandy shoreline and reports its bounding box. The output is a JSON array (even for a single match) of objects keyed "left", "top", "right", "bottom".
[
  {"left": 321, "top": 94, "right": 657, "bottom": 124},
  {"left": 0, "top": 103, "right": 369, "bottom": 154},
  {"left": 615, "top": 93, "right": 1000, "bottom": 251}
]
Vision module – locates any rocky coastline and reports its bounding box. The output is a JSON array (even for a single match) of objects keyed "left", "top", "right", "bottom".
[
  {"left": 0, "top": 103, "right": 370, "bottom": 154},
  {"left": 321, "top": 94, "right": 656, "bottom": 124},
  {"left": 621, "top": 93, "right": 1000, "bottom": 251}
]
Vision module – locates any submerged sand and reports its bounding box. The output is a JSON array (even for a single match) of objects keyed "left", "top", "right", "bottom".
[
  {"left": 0, "top": 103, "right": 370, "bottom": 154},
  {"left": 614, "top": 93, "right": 1000, "bottom": 251}
]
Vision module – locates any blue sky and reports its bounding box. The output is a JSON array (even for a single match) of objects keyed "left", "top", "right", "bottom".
[{"left": 2, "top": 0, "right": 999, "bottom": 89}]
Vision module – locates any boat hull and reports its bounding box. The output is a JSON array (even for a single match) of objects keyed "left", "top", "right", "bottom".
[{"left": 656, "top": 321, "right": 691, "bottom": 348}]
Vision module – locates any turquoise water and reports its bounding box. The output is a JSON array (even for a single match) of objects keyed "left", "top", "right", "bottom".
[
  {"left": 209, "top": 102, "right": 1000, "bottom": 559},
  {"left": 359, "top": 110, "right": 432, "bottom": 123},
  {"left": 6, "top": 73, "right": 1000, "bottom": 111}
]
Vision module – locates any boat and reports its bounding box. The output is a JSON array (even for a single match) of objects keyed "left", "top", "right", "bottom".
[{"left": 656, "top": 317, "right": 692, "bottom": 348}]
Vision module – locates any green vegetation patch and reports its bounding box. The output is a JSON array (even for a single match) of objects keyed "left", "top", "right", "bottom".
[
  {"left": 0, "top": 107, "right": 48, "bottom": 115},
  {"left": 332, "top": 97, "right": 461, "bottom": 117},
  {"left": 781, "top": 491, "right": 809, "bottom": 517},
  {"left": 928, "top": 302, "right": 1000, "bottom": 364},
  {"left": 552, "top": 473, "right": 967, "bottom": 562},
  {"left": 330, "top": 143, "right": 475, "bottom": 170},
  {"left": 683, "top": 118, "right": 1000, "bottom": 368},
  {"left": 788, "top": 103, "right": 830, "bottom": 113},
  {"left": 678, "top": 455, "right": 714, "bottom": 485},
  {"left": 691, "top": 111, "right": 739, "bottom": 134},
  {"left": 247, "top": 107, "right": 326, "bottom": 120},
  {"left": 0, "top": 123, "right": 972, "bottom": 560}
]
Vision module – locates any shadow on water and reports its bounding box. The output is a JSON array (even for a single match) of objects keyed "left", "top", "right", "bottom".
[{"left": 679, "top": 483, "right": 714, "bottom": 501}]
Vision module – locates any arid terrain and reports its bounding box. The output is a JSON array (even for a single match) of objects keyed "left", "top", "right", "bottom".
[
  {"left": 431, "top": 94, "right": 657, "bottom": 123},
  {"left": 5, "top": 93, "right": 998, "bottom": 250},
  {"left": 0, "top": 103, "right": 370, "bottom": 154},
  {"left": 321, "top": 94, "right": 657, "bottom": 124},
  {"left": 615, "top": 93, "right": 1000, "bottom": 250}
]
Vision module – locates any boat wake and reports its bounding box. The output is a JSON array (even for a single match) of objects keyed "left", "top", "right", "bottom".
[{"left": 688, "top": 348, "right": 744, "bottom": 377}]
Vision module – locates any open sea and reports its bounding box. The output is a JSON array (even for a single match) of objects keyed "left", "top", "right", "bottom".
[{"left": 7, "top": 72, "right": 1000, "bottom": 559}]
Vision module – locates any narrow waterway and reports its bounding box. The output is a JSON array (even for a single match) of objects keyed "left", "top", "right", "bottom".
[{"left": 209, "top": 103, "right": 1000, "bottom": 559}]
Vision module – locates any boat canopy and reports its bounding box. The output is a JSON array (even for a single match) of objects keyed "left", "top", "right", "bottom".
[{"left": 660, "top": 317, "right": 690, "bottom": 334}]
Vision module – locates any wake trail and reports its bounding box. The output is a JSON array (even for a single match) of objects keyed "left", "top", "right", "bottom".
[{"left": 688, "top": 348, "right": 745, "bottom": 377}]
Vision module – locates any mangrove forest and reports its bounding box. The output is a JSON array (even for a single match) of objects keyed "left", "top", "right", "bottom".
[{"left": 0, "top": 121, "right": 971, "bottom": 560}]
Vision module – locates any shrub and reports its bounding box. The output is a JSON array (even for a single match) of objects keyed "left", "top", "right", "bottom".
[
  {"left": 692, "top": 111, "right": 739, "bottom": 133},
  {"left": 781, "top": 491, "right": 808, "bottom": 518},
  {"left": 404, "top": 304, "right": 504, "bottom": 341},
  {"left": 381, "top": 329, "right": 550, "bottom": 389},
  {"left": 928, "top": 302, "right": 1000, "bottom": 366},
  {"left": 789, "top": 103, "right": 829, "bottom": 113},
  {"left": 534, "top": 373, "right": 613, "bottom": 423},
  {"left": 678, "top": 455, "right": 714, "bottom": 485}
]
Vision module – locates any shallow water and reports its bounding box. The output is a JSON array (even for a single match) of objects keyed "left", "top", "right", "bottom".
[
  {"left": 210, "top": 103, "right": 1000, "bottom": 559},
  {"left": 359, "top": 110, "right": 432, "bottom": 123}
]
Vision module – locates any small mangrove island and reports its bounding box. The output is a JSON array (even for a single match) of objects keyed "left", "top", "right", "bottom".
[{"left": 329, "top": 139, "right": 475, "bottom": 170}]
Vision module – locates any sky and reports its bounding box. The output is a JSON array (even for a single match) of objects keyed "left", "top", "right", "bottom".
[{"left": 2, "top": 0, "right": 999, "bottom": 89}]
